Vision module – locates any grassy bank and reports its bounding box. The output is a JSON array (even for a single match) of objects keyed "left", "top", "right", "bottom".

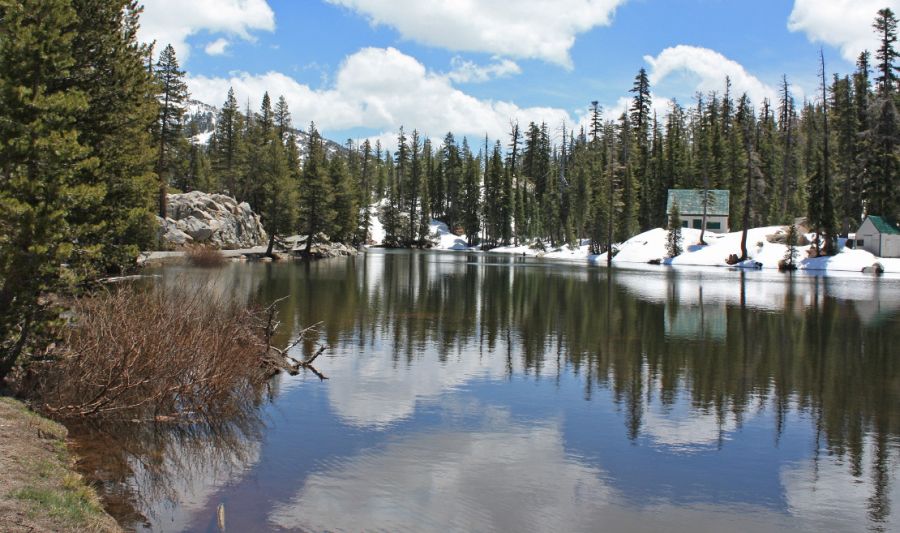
[{"left": 0, "top": 397, "right": 120, "bottom": 533}]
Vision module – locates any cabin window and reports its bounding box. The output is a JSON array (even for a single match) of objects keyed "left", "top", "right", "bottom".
[
  {"left": 681, "top": 221, "right": 688, "bottom": 228},
  {"left": 857, "top": 239, "right": 864, "bottom": 247},
  {"left": 707, "top": 222, "right": 721, "bottom": 230}
]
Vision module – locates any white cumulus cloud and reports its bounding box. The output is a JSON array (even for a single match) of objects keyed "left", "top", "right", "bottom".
[
  {"left": 204, "top": 38, "right": 230, "bottom": 56},
  {"left": 326, "top": 0, "right": 628, "bottom": 68},
  {"left": 188, "top": 47, "right": 574, "bottom": 146},
  {"left": 788, "top": 0, "right": 900, "bottom": 62},
  {"left": 446, "top": 57, "right": 522, "bottom": 84},
  {"left": 644, "top": 45, "right": 778, "bottom": 106},
  {"left": 139, "top": 0, "right": 275, "bottom": 62}
]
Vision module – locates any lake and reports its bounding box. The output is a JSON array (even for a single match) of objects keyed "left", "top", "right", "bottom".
[{"left": 77, "top": 251, "right": 900, "bottom": 532}]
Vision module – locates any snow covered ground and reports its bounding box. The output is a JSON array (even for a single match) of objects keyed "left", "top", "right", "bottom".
[
  {"left": 365, "top": 207, "right": 900, "bottom": 276},
  {"left": 495, "top": 226, "right": 900, "bottom": 275}
]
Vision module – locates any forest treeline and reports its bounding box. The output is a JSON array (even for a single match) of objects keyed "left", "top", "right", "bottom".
[
  {"left": 175, "top": 9, "right": 900, "bottom": 257},
  {"left": 0, "top": 2, "right": 898, "bottom": 381}
]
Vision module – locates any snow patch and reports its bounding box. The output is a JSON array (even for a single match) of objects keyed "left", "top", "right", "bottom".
[
  {"left": 429, "top": 220, "right": 475, "bottom": 251},
  {"left": 366, "top": 214, "right": 898, "bottom": 276}
]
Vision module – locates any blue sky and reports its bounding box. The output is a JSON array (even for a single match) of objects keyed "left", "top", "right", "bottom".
[{"left": 139, "top": 0, "right": 898, "bottom": 146}]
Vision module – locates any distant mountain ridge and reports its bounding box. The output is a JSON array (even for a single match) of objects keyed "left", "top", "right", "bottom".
[{"left": 184, "top": 99, "right": 347, "bottom": 159}]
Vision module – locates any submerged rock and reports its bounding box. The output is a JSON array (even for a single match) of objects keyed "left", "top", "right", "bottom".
[{"left": 157, "top": 191, "right": 268, "bottom": 249}]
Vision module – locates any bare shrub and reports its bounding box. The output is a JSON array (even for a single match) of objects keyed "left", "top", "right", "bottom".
[
  {"left": 27, "top": 281, "right": 269, "bottom": 421},
  {"left": 186, "top": 247, "right": 226, "bottom": 267}
]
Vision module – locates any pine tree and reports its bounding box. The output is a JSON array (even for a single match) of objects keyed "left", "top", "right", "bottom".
[
  {"left": 485, "top": 140, "right": 508, "bottom": 246},
  {"left": 0, "top": 0, "right": 95, "bottom": 379},
  {"left": 779, "top": 76, "right": 799, "bottom": 221},
  {"left": 781, "top": 224, "right": 800, "bottom": 271},
  {"left": 866, "top": 8, "right": 900, "bottom": 219},
  {"left": 212, "top": 88, "right": 246, "bottom": 197},
  {"left": 667, "top": 202, "right": 683, "bottom": 258},
  {"left": 68, "top": 0, "right": 158, "bottom": 275},
  {"left": 258, "top": 92, "right": 274, "bottom": 139},
  {"left": 381, "top": 151, "right": 402, "bottom": 247},
  {"left": 241, "top": 95, "right": 271, "bottom": 213},
  {"left": 329, "top": 155, "right": 358, "bottom": 244},
  {"left": 299, "top": 124, "right": 335, "bottom": 253},
  {"left": 630, "top": 68, "right": 652, "bottom": 230},
  {"left": 442, "top": 133, "right": 462, "bottom": 229},
  {"left": 261, "top": 135, "right": 297, "bottom": 257},
  {"left": 737, "top": 93, "right": 762, "bottom": 260},
  {"left": 604, "top": 121, "right": 620, "bottom": 263},
  {"left": 153, "top": 44, "right": 188, "bottom": 218},
  {"left": 460, "top": 139, "right": 481, "bottom": 246},
  {"left": 359, "top": 139, "right": 373, "bottom": 242},
  {"left": 407, "top": 129, "right": 423, "bottom": 244},
  {"left": 417, "top": 137, "right": 433, "bottom": 244},
  {"left": 831, "top": 75, "right": 859, "bottom": 232},
  {"left": 507, "top": 122, "right": 525, "bottom": 244},
  {"left": 853, "top": 53, "right": 872, "bottom": 220},
  {"left": 757, "top": 98, "right": 777, "bottom": 225},
  {"left": 819, "top": 50, "right": 838, "bottom": 255},
  {"left": 274, "top": 95, "right": 292, "bottom": 139},
  {"left": 617, "top": 112, "right": 637, "bottom": 241},
  {"left": 874, "top": 8, "right": 899, "bottom": 94}
]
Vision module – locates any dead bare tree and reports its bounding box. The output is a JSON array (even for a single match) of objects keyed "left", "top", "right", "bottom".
[{"left": 257, "top": 296, "right": 328, "bottom": 380}]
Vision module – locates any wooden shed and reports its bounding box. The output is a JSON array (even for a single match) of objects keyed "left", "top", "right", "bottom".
[{"left": 854, "top": 216, "right": 900, "bottom": 258}]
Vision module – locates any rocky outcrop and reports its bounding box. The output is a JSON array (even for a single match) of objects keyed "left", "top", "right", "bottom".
[
  {"left": 157, "top": 192, "right": 267, "bottom": 249},
  {"left": 303, "top": 242, "right": 358, "bottom": 259},
  {"left": 766, "top": 226, "right": 811, "bottom": 246},
  {"left": 284, "top": 234, "right": 358, "bottom": 259}
]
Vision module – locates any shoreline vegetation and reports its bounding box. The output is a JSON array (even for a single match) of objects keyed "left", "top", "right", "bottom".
[
  {"left": 0, "top": 397, "right": 120, "bottom": 533},
  {"left": 2, "top": 280, "right": 324, "bottom": 527}
]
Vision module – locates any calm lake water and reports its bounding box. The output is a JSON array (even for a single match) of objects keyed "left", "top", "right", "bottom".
[{"left": 79, "top": 251, "right": 900, "bottom": 532}]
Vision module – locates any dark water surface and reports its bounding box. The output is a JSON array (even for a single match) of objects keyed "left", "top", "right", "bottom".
[{"left": 83, "top": 251, "right": 900, "bottom": 532}]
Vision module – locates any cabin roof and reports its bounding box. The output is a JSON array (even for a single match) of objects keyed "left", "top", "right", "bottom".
[
  {"left": 666, "top": 189, "right": 730, "bottom": 216},
  {"left": 863, "top": 215, "right": 900, "bottom": 235}
]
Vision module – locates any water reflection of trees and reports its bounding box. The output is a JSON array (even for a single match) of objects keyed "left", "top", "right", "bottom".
[
  {"left": 154, "top": 256, "right": 899, "bottom": 527},
  {"left": 71, "top": 412, "right": 263, "bottom": 529},
  {"left": 247, "top": 254, "right": 899, "bottom": 526}
]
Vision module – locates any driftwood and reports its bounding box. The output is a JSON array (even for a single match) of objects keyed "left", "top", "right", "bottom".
[{"left": 258, "top": 297, "right": 328, "bottom": 380}]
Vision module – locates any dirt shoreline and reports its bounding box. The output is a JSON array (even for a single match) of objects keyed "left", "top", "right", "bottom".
[{"left": 0, "top": 396, "right": 120, "bottom": 533}]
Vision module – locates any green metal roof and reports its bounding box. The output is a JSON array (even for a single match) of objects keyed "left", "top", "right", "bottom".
[
  {"left": 866, "top": 215, "right": 900, "bottom": 235},
  {"left": 666, "top": 189, "right": 730, "bottom": 216}
]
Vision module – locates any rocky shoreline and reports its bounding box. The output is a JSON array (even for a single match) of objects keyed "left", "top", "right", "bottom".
[{"left": 148, "top": 192, "right": 359, "bottom": 265}]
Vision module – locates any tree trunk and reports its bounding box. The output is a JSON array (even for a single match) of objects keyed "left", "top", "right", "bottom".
[
  {"left": 740, "top": 127, "right": 754, "bottom": 261},
  {"left": 699, "top": 173, "right": 710, "bottom": 246},
  {"left": 265, "top": 232, "right": 276, "bottom": 258},
  {"left": 781, "top": 118, "right": 792, "bottom": 218},
  {"left": 0, "top": 311, "right": 31, "bottom": 382}
]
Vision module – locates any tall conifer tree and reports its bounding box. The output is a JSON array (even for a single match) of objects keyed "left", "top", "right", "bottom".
[{"left": 153, "top": 44, "right": 188, "bottom": 218}]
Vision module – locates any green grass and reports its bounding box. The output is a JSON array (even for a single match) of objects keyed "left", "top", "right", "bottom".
[
  {"left": 12, "top": 476, "right": 106, "bottom": 525},
  {"left": 0, "top": 397, "right": 67, "bottom": 440},
  {"left": 1, "top": 396, "right": 113, "bottom": 531}
]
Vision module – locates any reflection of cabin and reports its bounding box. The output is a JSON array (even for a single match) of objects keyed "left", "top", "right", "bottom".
[
  {"left": 666, "top": 189, "right": 730, "bottom": 233},
  {"left": 665, "top": 303, "right": 727, "bottom": 341},
  {"left": 854, "top": 216, "right": 900, "bottom": 258}
]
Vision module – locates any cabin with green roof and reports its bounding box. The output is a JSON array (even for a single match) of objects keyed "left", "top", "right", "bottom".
[
  {"left": 855, "top": 215, "right": 900, "bottom": 258},
  {"left": 666, "top": 189, "right": 730, "bottom": 233}
]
